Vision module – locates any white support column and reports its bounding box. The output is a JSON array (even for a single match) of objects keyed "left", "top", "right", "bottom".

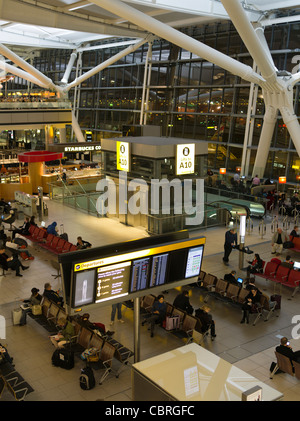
[
  {"left": 143, "top": 42, "right": 153, "bottom": 126},
  {"left": 92, "top": 0, "right": 264, "bottom": 85},
  {"left": 65, "top": 37, "right": 149, "bottom": 91},
  {"left": 0, "top": 60, "right": 44, "bottom": 87},
  {"left": 221, "top": 0, "right": 277, "bottom": 87},
  {"left": 252, "top": 105, "right": 278, "bottom": 178},
  {"left": 61, "top": 52, "right": 77, "bottom": 84},
  {"left": 280, "top": 106, "right": 300, "bottom": 157},
  {"left": 140, "top": 42, "right": 151, "bottom": 125},
  {"left": 241, "top": 63, "right": 258, "bottom": 176},
  {"left": 0, "top": 43, "right": 61, "bottom": 93},
  {"left": 72, "top": 110, "right": 85, "bottom": 143}
]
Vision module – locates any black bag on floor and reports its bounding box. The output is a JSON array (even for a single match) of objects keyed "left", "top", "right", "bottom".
[
  {"left": 52, "top": 348, "right": 74, "bottom": 370},
  {"left": 271, "top": 294, "right": 281, "bottom": 310},
  {"left": 79, "top": 366, "right": 95, "bottom": 390}
]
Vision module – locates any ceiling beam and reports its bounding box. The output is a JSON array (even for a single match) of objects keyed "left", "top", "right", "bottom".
[{"left": 0, "top": 0, "right": 146, "bottom": 39}]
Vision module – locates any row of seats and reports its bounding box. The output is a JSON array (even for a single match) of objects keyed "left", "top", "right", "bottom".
[
  {"left": 0, "top": 361, "right": 34, "bottom": 401},
  {"left": 255, "top": 261, "right": 300, "bottom": 297},
  {"left": 30, "top": 296, "right": 134, "bottom": 384},
  {"left": 198, "top": 271, "right": 278, "bottom": 326},
  {"left": 23, "top": 225, "right": 77, "bottom": 255},
  {"left": 140, "top": 294, "right": 212, "bottom": 344},
  {"left": 271, "top": 351, "right": 300, "bottom": 380}
]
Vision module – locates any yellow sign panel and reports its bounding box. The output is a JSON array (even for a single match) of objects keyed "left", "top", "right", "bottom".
[
  {"left": 176, "top": 144, "right": 195, "bottom": 175},
  {"left": 117, "top": 141, "right": 130, "bottom": 172},
  {"left": 74, "top": 237, "right": 206, "bottom": 272}
]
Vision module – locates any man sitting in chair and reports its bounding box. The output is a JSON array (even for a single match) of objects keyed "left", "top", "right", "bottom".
[
  {"left": 195, "top": 305, "right": 216, "bottom": 338},
  {"left": 276, "top": 337, "right": 300, "bottom": 364}
]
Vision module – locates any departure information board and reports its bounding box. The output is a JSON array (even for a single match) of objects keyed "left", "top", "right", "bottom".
[
  {"left": 70, "top": 236, "right": 205, "bottom": 309},
  {"left": 95, "top": 261, "right": 131, "bottom": 303}
]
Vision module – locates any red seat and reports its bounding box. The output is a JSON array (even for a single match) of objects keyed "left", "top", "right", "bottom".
[
  {"left": 69, "top": 245, "right": 78, "bottom": 252},
  {"left": 281, "top": 270, "right": 300, "bottom": 297},
  {"left": 29, "top": 225, "right": 36, "bottom": 235},
  {"left": 50, "top": 236, "right": 59, "bottom": 250},
  {"left": 62, "top": 242, "right": 72, "bottom": 253},
  {"left": 45, "top": 234, "right": 54, "bottom": 246},
  {"left": 55, "top": 238, "right": 66, "bottom": 253},
  {"left": 37, "top": 228, "right": 47, "bottom": 241},
  {"left": 273, "top": 265, "right": 290, "bottom": 284},
  {"left": 31, "top": 227, "right": 41, "bottom": 239},
  {"left": 256, "top": 261, "right": 279, "bottom": 280}
]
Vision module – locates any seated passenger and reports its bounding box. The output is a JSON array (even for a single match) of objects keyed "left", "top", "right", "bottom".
[
  {"left": 224, "top": 270, "right": 239, "bottom": 285},
  {"left": 0, "top": 343, "right": 14, "bottom": 365},
  {"left": 290, "top": 226, "right": 299, "bottom": 238},
  {"left": 281, "top": 255, "right": 294, "bottom": 269},
  {"left": 20, "top": 287, "right": 42, "bottom": 325},
  {"left": 76, "top": 236, "right": 92, "bottom": 250},
  {"left": 0, "top": 246, "right": 29, "bottom": 277},
  {"left": 240, "top": 287, "right": 261, "bottom": 324},
  {"left": 276, "top": 337, "right": 300, "bottom": 365},
  {"left": 76, "top": 313, "right": 114, "bottom": 337},
  {"left": 195, "top": 305, "right": 216, "bottom": 338},
  {"left": 142, "top": 294, "right": 166, "bottom": 338},
  {"left": 43, "top": 282, "right": 64, "bottom": 307},
  {"left": 12, "top": 217, "right": 30, "bottom": 239},
  {"left": 47, "top": 221, "right": 59, "bottom": 236},
  {"left": 173, "top": 290, "right": 193, "bottom": 315},
  {"left": 49, "top": 318, "right": 75, "bottom": 348},
  {"left": 5, "top": 236, "right": 34, "bottom": 260},
  {"left": 246, "top": 253, "right": 263, "bottom": 276}
]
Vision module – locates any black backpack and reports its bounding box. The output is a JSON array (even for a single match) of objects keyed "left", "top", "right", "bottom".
[{"left": 79, "top": 366, "right": 95, "bottom": 390}]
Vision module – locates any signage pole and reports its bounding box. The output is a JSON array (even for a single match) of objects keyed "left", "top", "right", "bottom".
[
  {"left": 239, "top": 214, "right": 246, "bottom": 270},
  {"left": 133, "top": 297, "right": 140, "bottom": 363}
]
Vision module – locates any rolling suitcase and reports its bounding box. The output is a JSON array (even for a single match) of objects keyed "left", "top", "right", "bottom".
[
  {"left": 12, "top": 307, "right": 22, "bottom": 325},
  {"left": 271, "top": 294, "right": 281, "bottom": 310},
  {"left": 59, "top": 224, "right": 69, "bottom": 242},
  {"left": 52, "top": 348, "right": 74, "bottom": 370}
]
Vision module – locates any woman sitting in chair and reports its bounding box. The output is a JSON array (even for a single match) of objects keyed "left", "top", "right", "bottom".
[{"left": 246, "top": 253, "right": 263, "bottom": 276}]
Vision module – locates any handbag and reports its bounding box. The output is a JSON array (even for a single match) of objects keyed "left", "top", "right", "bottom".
[
  {"left": 31, "top": 304, "right": 42, "bottom": 315},
  {"left": 283, "top": 241, "right": 294, "bottom": 249}
]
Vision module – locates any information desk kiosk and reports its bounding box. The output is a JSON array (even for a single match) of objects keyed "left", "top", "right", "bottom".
[{"left": 132, "top": 343, "right": 283, "bottom": 401}]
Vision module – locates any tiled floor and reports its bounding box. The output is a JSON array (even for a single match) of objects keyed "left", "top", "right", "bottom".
[{"left": 0, "top": 199, "right": 300, "bottom": 401}]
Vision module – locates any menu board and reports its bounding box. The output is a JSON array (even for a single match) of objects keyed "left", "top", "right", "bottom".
[{"left": 95, "top": 261, "right": 131, "bottom": 303}]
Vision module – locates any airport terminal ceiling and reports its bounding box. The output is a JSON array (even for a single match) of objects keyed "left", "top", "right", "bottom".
[{"left": 0, "top": 1, "right": 298, "bottom": 50}]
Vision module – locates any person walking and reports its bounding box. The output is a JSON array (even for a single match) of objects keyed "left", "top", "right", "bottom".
[{"left": 223, "top": 228, "right": 237, "bottom": 265}]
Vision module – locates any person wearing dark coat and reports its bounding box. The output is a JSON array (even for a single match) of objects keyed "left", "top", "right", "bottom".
[
  {"left": 173, "top": 290, "right": 193, "bottom": 314},
  {"left": 224, "top": 270, "right": 239, "bottom": 285},
  {"left": 43, "top": 282, "right": 63, "bottom": 306},
  {"left": 240, "top": 287, "right": 262, "bottom": 324},
  {"left": 47, "top": 221, "right": 58, "bottom": 236},
  {"left": 12, "top": 217, "right": 30, "bottom": 239},
  {"left": 195, "top": 305, "right": 216, "bottom": 337},
  {"left": 0, "top": 247, "right": 28, "bottom": 277},
  {"left": 223, "top": 228, "right": 237, "bottom": 264},
  {"left": 142, "top": 294, "right": 166, "bottom": 337},
  {"left": 276, "top": 337, "right": 300, "bottom": 364}
]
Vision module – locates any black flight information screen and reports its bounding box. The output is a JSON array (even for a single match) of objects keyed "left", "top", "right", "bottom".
[
  {"left": 130, "top": 257, "right": 150, "bottom": 292},
  {"left": 149, "top": 253, "right": 169, "bottom": 287}
]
